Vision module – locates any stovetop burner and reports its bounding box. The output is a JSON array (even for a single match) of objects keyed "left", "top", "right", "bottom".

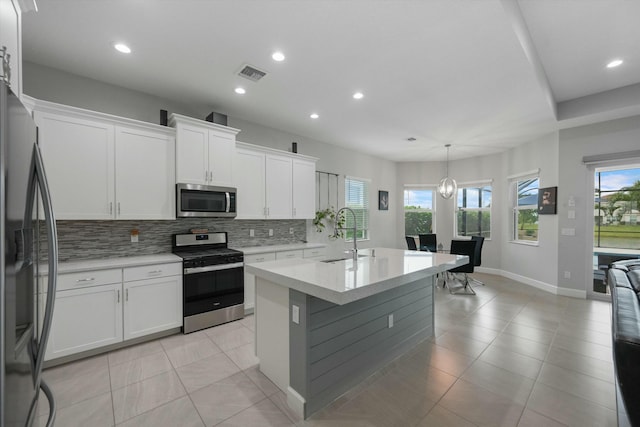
[
  {"left": 171, "top": 232, "right": 243, "bottom": 268},
  {"left": 173, "top": 247, "right": 243, "bottom": 261}
]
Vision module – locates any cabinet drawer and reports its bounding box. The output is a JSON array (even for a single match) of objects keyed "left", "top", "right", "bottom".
[
  {"left": 53, "top": 269, "right": 122, "bottom": 292},
  {"left": 303, "top": 248, "right": 327, "bottom": 258},
  {"left": 244, "top": 252, "right": 276, "bottom": 264},
  {"left": 276, "top": 250, "right": 304, "bottom": 260},
  {"left": 123, "top": 262, "right": 182, "bottom": 282}
]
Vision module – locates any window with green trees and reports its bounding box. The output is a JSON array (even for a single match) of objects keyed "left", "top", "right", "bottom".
[
  {"left": 456, "top": 185, "right": 491, "bottom": 238},
  {"left": 594, "top": 167, "right": 640, "bottom": 249},
  {"left": 513, "top": 177, "right": 538, "bottom": 242},
  {"left": 404, "top": 188, "right": 434, "bottom": 236}
]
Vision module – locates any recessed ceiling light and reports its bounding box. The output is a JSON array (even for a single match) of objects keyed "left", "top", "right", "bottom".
[
  {"left": 310, "top": 113, "right": 319, "bottom": 119},
  {"left": 234, "top": 87, "right": 246, "bottom": 95},
  {"left": 353, "top": 92, "right": 364, "bottom": 100},
  {"left": 114, "top": 43, "right": 131, "bottom": 54},
  {"left": 607, "top": 59, "right": 623, "bottom": 68},
  {"left": 272, "top": 51, "right": 285, "bottom": 62}
]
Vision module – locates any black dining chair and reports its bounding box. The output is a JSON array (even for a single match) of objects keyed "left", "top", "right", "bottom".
[
  {"left": 446, "top": 240, "right": 477, "bottom": 295},
  {"left": 418, "top": 233, "right": 437, "bottom": 252},
  {"left": 470, "top": 236, "right": 485, "bottom": 286},
  {"left": 405, "top": 236, "right": 418, "bottom": 251}
]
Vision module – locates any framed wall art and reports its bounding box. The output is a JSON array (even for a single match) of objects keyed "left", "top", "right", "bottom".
[{"left": 538, "top": 186, "right": 557, "bottom": 215}]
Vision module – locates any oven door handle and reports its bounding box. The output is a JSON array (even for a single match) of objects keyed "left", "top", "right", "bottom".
[{"left": 184, "top": 262, "right": 244, "bottom": 275}]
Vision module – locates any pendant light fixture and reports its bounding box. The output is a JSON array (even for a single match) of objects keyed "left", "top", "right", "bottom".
[{"left": 438, "top": 144, "right": 457, "bottom": 199}]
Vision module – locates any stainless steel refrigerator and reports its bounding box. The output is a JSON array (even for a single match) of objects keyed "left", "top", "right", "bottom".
[{"left": 1, "top": 77, "right": 58, "bottom": 425}]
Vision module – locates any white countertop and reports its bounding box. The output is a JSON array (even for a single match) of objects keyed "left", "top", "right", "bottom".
[
  {"left": 245, "top": 247, "right": 467, "bottom": 305},
  {"left": 40, "top": 254, "right": 182, "bottom": 275},
  {"left": 232, "top": 242, "right": 326, "bottom": 255}
]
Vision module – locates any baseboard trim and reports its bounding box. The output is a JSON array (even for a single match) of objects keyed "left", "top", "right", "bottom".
[
  {"left": 475, "top": 268, "right": 587, "bottom": 299},
  {"left": 287, "top": 386, "right": 306, "bottom": 419}
]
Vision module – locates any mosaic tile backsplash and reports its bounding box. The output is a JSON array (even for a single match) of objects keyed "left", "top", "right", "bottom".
[{"left": 44, "top": 219, "right": 307, "bottom": 262}]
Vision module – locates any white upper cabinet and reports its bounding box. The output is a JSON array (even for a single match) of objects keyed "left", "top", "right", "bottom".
[
  {"left": 0, "top": 0, "right": 33, "bottom": 97},
  {"left": 32, "top": 98, "right": 176, "bottom": 220},
  {"left": 115, "top": 126, "right": 175, "bottom": 220},
  {"left": 234, "top": 142, "right": 317, "bottom": 220},
  {"left": 171, "top": 114, "right": 239, "bottom": 187},
  {"left": 292, "top": 158, "right": 317, "bottom": 219},
  {"left": 35, "top": 110, "right": 115, "bottom": 219}
]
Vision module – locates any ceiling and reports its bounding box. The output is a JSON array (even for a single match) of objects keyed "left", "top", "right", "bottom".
[{"left": 21, "top": 0, "right": 640, "bottom": 162}]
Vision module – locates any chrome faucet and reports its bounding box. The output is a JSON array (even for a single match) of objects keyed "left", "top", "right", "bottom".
[{"left": 333, "top": 207, "right": 358, "bottom": 261}]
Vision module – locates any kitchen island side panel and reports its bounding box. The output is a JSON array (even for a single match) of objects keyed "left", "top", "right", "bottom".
[{"left": 289, "top": 276, "right": 435, "bottom": 417}]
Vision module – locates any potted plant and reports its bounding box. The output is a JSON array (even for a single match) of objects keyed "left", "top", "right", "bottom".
[{"left": 313, "top": 207, "right": 346, "bottom": 238}]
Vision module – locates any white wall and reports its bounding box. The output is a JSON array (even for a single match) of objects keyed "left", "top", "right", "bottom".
[{"left": 558, "top": 115, "right": 640, "bottom": 293}]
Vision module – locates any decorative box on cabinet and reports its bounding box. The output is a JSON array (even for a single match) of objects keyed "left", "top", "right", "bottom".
[
  {"left": 31, "top": 97, "right": 176, "bottom": 220},
  {"left": 170, "top": 113, "right": 240, "bottom": 187},
  {"left": 234, "top": 142, "right": 317, "bottom": 219}
]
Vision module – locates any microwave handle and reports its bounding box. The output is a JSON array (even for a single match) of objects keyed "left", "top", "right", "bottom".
[{"left": 226, "top": 192, "right": 230, "bottom": 213}]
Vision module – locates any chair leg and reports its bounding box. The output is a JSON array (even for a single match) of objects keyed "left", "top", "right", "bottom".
[
  {"left": 448, "top": 273, "right": 476, "bottom": 295},
  {"left": 470, "top": 276, "right": 485, "bottom": 286}
]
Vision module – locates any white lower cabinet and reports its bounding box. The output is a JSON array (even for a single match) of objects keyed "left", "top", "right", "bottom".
[
  {"left": 44, "top": 283, "right": 123, "bottom": 360},
  {"left": 123, "top": 275, "right": 182, "bottom": 340},
  {"left": 43, "top": 261, "right": 182, "bottom": 361}
]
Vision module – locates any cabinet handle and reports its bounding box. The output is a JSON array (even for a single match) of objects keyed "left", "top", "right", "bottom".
[
  {"left": 118, "top": 202, "right": 121, "bottom": 215},
  {"left": 117, "top": 289, "right": 120, "bottom": 303},
  {"left": 109, "top": 202, "right": 113, "bottom": 215},
  {"left": 76, "top": 277, "right": 95, "bottom": 283},
  {"left": 148, "top": 269, "right": 162, "bottom": 274},
  {"left": 267, "top": 207, "right": 270, "bottom": 216},
  {"left": 293, "top": 208, "right": 296, "bottom": 217},
  {"left": 125, "top": 289, "right": 128, "bottom": 301}
]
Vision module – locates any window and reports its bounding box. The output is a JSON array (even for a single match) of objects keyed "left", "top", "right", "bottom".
[
  {"left": 594, "top": 166, "right": 640, "bottom": 249},
  {"left": 344, "top": 176, "right": 369, "bottom": 240},
  {"left": 404, "top": 187, "right": 435, "bottom": 236},
  {"left": 456, "top": 184, "right": 491, "bottom": 238},
  {"left": 513, "top": 177, "right": 539, "bottom": 242}
]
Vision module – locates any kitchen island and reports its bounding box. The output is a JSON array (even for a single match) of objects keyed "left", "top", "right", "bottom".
[{"left": 245, "top": 247, "right": 467, "bottom": 419}]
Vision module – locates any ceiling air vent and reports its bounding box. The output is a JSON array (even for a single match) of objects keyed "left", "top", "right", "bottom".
[{"left": 238, "top": 64, "right": 267, "bottom": 82}]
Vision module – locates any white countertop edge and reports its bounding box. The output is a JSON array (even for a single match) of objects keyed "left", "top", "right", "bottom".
[
  {"left": 232, "top": 242, "right": 326, "bottom": 255},
  {"left": 246, "top": 255, "right": 467, "bottom": 305},
  {"left": 40, "top": 254, "right": 183, "bottom": 275}
]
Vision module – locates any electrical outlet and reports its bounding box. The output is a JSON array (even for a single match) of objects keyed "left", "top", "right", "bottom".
[
  {"left": 568, "top": 210, "right": 576, "bottom": 219},
  {"left": 289, "top": 227, "right": 294, "bottom": 235},
  {"left": 564, "top": 271, "right": 571, "bottom": 279},
  {"left": 249, "top": 229, "right": 255, "bottom": 237},
  {"left": 292, "top": 305, "right": 300, "bottom": 324},
  {"left": 388, "top": 314, "right": 394, "bottom": 328},
  {"left": 269, "top": 229, "right": 274, "bottom": 237},
  {"left": 130, "top": 229, "right": 139, "bottom": 243}
]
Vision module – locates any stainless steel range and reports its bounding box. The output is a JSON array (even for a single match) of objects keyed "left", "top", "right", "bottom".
[{"left": 172, "top": 232, "right": 244, "bottom": 333}]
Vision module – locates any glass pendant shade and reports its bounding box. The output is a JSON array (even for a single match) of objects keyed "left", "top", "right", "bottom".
[
  {"left": 438, "top": 144, "right": 457, "bottom": 199},
  {"left": 438, "top": 176, "right": 457, "bottom": 199}
]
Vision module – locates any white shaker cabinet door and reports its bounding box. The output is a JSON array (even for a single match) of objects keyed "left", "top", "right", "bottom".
[
  {"left": 235, "top": 148, "right": 266, "bottom": 219},
  {"left": 44, "top": 284, "right": 123, "bottom": 361},
  {"left": 34, "top": 111, "right": 115, "bottom": 219},
  {"left": 265, "top": 154, "right": 292, "bottom": 219},
  {"left": 243, "top": 252, "right": 276, "bottom": 312},
  {"left": 175, "top": 123, "right": 209, "bottom": 185},
  {"left": 208, "top": 131, "right": 235, "bottom": 186},
  {"left": 123, "top": 275, "right": 182, "bottom": 341},
  {"left": 115, "top": 126, "right": 175, "bottom": 220},
  {"left": 292, "top": 158, "right": 316, "bottom": 219}
]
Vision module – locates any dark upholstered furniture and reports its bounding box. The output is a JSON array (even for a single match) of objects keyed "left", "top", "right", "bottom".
[
  {"left": 470, "top": 236, "right": 485, "bottom": 286},
  {"left": 608, "top": 259, "right": 640, "bottom": 427},
  {"left": 405, "top": 236, "right": 418, "bottom": 251},
  {"left": 446, "top": 240, "right": 476, "bottom": 295},
  {"left": 418, "top": 233, "right": 437, "bottom": 252}
]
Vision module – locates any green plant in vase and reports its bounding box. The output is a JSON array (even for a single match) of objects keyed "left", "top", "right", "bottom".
[{"left": 313, "top": 207, "right": 346, "bottom": 239}]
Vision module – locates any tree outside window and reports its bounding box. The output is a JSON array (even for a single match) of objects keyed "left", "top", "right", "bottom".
[
  {"left": 513, "top": 178, "right": 539, "bottom": 242},
  {"left": 456, "top": 185, "right": 491, "bottom": 238},
  {"left": 404, "top": 188, "right": 434, "bottom": 236},
  {"left": 594, "top": 168, "right": 640, "bottom": 249}
]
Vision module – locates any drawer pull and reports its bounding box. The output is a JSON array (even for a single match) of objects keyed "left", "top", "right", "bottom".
[
  {"left": 76, "top": 277, "right": 95, "bottom": 283},
  {"left": 148, "top": 270, "right": 162, "bottom": 274},
  {"left": 256, "top": 258, "right": 264, "bottom": 262}
]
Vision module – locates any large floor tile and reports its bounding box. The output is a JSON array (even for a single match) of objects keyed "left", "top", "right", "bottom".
[
  {"left": 116, "top": 396, "right": 205, "bottom": 427},
  {"left": 175, "top": 352, "right": 241, "bottom": 393},
  {"left": 208, "top": 325, "right": 255, "bottom": 352},
  {"left": 216, "top": 398, "right": 295, "bottom": 427},
  {"left": 526, "top": 382, "right": 617, "bottom": 427},
  {"left": 109, "top": 351, "right": 173, "bottom": 390},
  {"left": 502, "top": 322, "right": 556, "bottom": 345},
  {"left": 439, "top": 379, "right": 525, "bottom": 426},
  {"left": 164, "top": 337, "right": 222, "bottom": 368},
  {"left": 544, "top": 346, "right": 614, "bottom": 383},
  {"left": 42, "top": 354, "right": 108, "bottom": 384},
  {"left": 536, "top": 362, "right": 616, "bottom": 410},
  {"left": 491, "top": 333, "right": 550, "bottom": 361},
  {"left": 413, "top": 343, "right": 475, "bottom": 377},
  {"left": 416, "top": 404, "right": 478, "bottom": 427},
  {"left": 37, "top": 392, "right": 113, "bottom": 427},
  {"left": 39, "top": 366, "right": 111, "bottom": 415},
  {"left": 159, "top": 330, "right": 209, "bottom": 350},
  {"left": 225, "top": 342, "right": 259, "bottom": 370},
  {"left": 478, "top": 345, "right": 543, "bottom": 380},
  {"left": 108, "top": 341, "right": 164, "bottom": 367},
  {"left": 243, "top": 366, "right": 281, "bottom": 397},
  {"left": 461, "top": 360, "right": 535, "bottom": 405},
  {"left": 189, "top": 371, "right": 266, "bottom": 426},
  {"left": 550, "top": 334, "right": 612, "bottom": 363},
  {"left": 517, "top": 409, "right": 567, "bottom": 427},
  {"left": 431, "top": 331, "right": 490, "bottom": 358},
  {"left": 203, "top": 319, "right": 245, "bottom": 339},
  {"left": 112, "top": 370, "right": 186, "bottom": 423}
]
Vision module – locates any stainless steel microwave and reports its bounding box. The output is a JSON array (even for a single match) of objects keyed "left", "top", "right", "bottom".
[{"left": 176, "top": 183, "right": 237, "bottom": 218}]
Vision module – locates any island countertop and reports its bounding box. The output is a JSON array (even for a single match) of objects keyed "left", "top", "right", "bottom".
[{"left": 245, "top": 247, "right": 467, "bottom": 305}]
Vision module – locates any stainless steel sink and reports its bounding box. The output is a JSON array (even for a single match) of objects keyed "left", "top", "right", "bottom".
[{"left": 321, "top": 255, "right": 368, "bottom": 263}]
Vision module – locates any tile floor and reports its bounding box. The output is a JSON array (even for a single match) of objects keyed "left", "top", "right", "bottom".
[{"left": 38, "top": 273, "right": 617, "bottom": 426}]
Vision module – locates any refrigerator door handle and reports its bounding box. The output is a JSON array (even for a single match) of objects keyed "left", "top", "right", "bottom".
[{"left": 23, "top": 143, "right": 58, "bottom": 387}]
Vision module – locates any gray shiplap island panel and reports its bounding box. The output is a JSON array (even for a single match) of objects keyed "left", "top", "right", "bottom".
[{"left": 290, "top": 276, "right": 434, "bottom": 417}]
